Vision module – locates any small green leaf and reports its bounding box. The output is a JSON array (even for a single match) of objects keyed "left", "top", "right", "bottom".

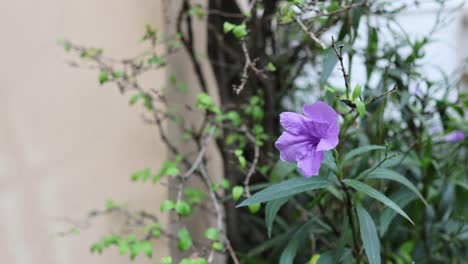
[
  {"left": 160, "top": 200, "right": 174, "bottom": 212},
  {"left": 355, "top": 100, "right": 366, "bottom": 117},
  {"left": 162, "top": 256, "right": 173, "bottom": 264},
  {"left": 212, "top": 241, "right": 223, "bottom": 251},
  {"left": 131, "top": 168, "right": 152, "bottom": 182},
  {"left": 166, "top": 166, "right": 180, "bottom": 177},
  {"left": 113, "top": 71, "right": 124, "bottom": 79},
  {"left": 343, "top": 179, "right": 414, "bottom": 225},
  {"left": 265, "top": 197, "right": 289, "bottom": 238},
  {"left": 232, "top": 186, "right": 244, "bottom": 201},
  {"left": 204, "top": 228, "right": 220, "bottom": 241},
  {"left": 266, "top": 62, "right": 277, "bottom": 72},
  {"left": 352, "top": 84, "right": 362, "bottom": 100},
  {"left": 178, "top": 228, "right": 193, "bottom": 252},
  {"left": 248, "top": 203, "right": 261, "bottom": 214},
  {"left": 232, "top": 24, "right": 248, "bottom": 39},
  {"left": 148, "top": 55, "right": 165, "bottom": 66},
  {"left": 357, "top": 205, "right": 381, "bottom": 264},
  {"left": 223, "top": 22, "right": 236, "bottom": 33},
  {"left": 175, "top": 201, "right": 192, "bottom": 216},
  {"left": 237, "top": 177, "right": 333, "bottom": 207},
  {"left": 118, "top": 242, "right": 130, "bottom": 255},
  {"left": 141, "top": 241, "right": 153, "bottom": 258},
  {"left": 177, "top": 82, "right": 188, "bottom": 93},
  {"left": 220, "top": 179, "right": 230, "bottom": 189},
  {"left": 105, "top": 199, "right": 115, "bottom": 210},
  {"left": 99, "top": 71, "right": 109, "bottom": 85}
]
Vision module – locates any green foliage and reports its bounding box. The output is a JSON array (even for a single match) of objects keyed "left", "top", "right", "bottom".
[
  {"left": 177, "top": 228, "right": 193, "bottom": 252},
  {"left": 204, "top": 227, "right": 220, "bottom": 241},
  {"left": 232, "top": 186, "right": 244, "bottom": 201},
  {"left": 357, "top": 206, "right": 381, "bottom": 264},
  {"left": 343, "top": 179, "right": 414, "bottom": 225},
  {"left": 64, "top": 1, "right": 468, "bottom": 263},
  {"left": 223, "top": 22, "right": 247, "bottom": 39},
  {"left": 238, "top": 177, "right": 332, "bottom": 206},
  {"left": 175, "top": 201, "right": 192, "bottom": 216},
  {"left": 98, "top": 70, "right": 109, "bottom": 85}
]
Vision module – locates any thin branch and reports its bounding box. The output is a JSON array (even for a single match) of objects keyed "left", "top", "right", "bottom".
[
  {"left": 295, "top": 16, "right": 326, "bottom": 49},
  {"left": 331, "top": 36, "right": 350, "bottom": 98}
]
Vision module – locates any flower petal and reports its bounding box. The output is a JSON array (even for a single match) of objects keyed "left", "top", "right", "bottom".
[
  {"left": 279, "top": 112, "right": 309, "bottom": 135},
  {"left": 445, "top": 130, "right": 465, "bottom": 143},
  {"left": 303, "top": 101, "right": 338, "bottom": 124},
  {"left": 274, "top": 131, "right": 312, "bottom": 162},
  {"left": 297, "top": 151, "right": 324, "bottom": 177},
  {"left": 316, "top": 121, "right": 340, "bottom": 151}
]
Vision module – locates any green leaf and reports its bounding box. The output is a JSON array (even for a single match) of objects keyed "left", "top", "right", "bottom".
[
  {"left": 99, "top": 71, "right": 109, "bottom": 85},
  {"left": 148, "top": 55, "right": 165, "bottom": 65},
  {"left": 232, "top": 24, "right": 248, "bottom": 39},
  {"left": 162, "top": 256, "right": 173, "bottom": 264},
  {"left": 166, "top": 166, "right": 180, "bottom": 177},
  {"left": 352, "top": 84, "right": 362, "bottom": 100},
  {"left": 367, "top": 168, "right": 428, "bottom": 207},
  {"left": 105, "top": 199, "right": 115, "bottom": 210},
  {"left": 355, "top": 100, "right": 366, "bottom": 117},
  {"left": 204, "top": 228, "right": 220, "bottom": 241},
  {"left": 212, "top": 241, "right": 223, "bottom": 251},
  {"left": 220, "top": 179, "right": 230, "bottom": 189},
  {"left": 343, "top": 179, "right": 414, "bottom": 225},
  {"left": 237, "top": 177, "right": 333, "bottom": 207},
  {"left": 342, "top": 145, "right": 386, "bottom": 166},
  {"left": 141, "top": 241, "right": 153, "bottom": 258},
  {"left": 160, "top": 200, "right": 174, "bottom": 212},
  {"left": 232, "top": 186, "right": 244, "bottom": 201},
  {"left": 266, "top": 62, "right": 277, "bottom": 72},
  {"left": 280, "top": 219, "right": 325, "bottom": 264},
  {"left": 357, "top": 205, "right": 381, "bottom": 264},
  {"left": 320, "top": 48, "right": 338, "bottom": 86},
  {"left": 270, "top": 161, "right": 296, "bottom": 181},
  {"left": 118, "top": 242, "right": 130, "bottom": 255},
  {"left": 248, "top": 203, "right": 261, "bottom": 214},
  {"left": 223, "top": 22, "right": 236, "bottom": 34},
  {"left": 379, "top": 189, "right": 416, "bottom": 236},
  {"left": 131, "top": 168, "right": 152, "bottom": 182},
  {"left": 113, "top": 71, "right": 124, "bottom": 79},
  {"left": 265, "top": 197, "right": 289, "bottom": 238},
  {"left": 317, "top": 251, "right": 334, "bottom": 264},
  {"left": 178, "top": 228, "right": 193, "bottom": 252},
  {"left": 175, "top": 201, "right": 192, "bottom": 216}
]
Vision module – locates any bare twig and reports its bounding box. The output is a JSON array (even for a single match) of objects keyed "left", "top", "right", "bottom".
[
  {"left": 331, "top": 36, "right": 350, "bottom": 98},
  {"left": 295, "top": 16, "right": 326, "bottom": 49}
]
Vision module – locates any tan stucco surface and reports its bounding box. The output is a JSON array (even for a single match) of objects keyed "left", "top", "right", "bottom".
[{"left": 0, "top": 0, "right": 169, "bottom": 263}]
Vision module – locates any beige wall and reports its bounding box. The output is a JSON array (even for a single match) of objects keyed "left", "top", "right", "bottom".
[{"left": 0, "top": 0, "right": 170, "bottom": 263}]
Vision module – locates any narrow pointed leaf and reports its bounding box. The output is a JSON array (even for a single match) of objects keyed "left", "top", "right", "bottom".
[
  {"left": 343, "top": 179, "right": 414, "bottom": 225},
  {"left": 357, "top": 205, "right": 381, "bottom": 264},
  {"left": 265, "top": 197, "right": 289, "bottom": 238},
  {"left": 379, "top": 189, "right": 416, "bottom": 236},
  {"left": 342, "top": 145, "right": 386, "bottom": 165},
  {"left": 237, "top": 177, "right": 333, "bottom": 207},
  {"left": 280, "top": 219, "right": 324, "bottom": 264},
  {"left": 367, "top": 168, "right": 428, "bottom": 207}
]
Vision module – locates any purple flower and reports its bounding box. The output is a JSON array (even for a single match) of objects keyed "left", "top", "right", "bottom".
[
  {"left": 445, "top": 130, "right": 465, "bottom": 143},
  {"left": 275, "top": 101, "right": 340, "bottom": 177}
]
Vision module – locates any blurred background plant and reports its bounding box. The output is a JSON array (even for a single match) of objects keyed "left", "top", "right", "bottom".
[{"left": 59, "top": 0, "right": 467, "bottom": 263}]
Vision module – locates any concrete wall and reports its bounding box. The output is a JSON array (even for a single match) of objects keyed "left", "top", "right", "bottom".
[{"left": 0, "top": 1, "right": 169, "bottom": 263}]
